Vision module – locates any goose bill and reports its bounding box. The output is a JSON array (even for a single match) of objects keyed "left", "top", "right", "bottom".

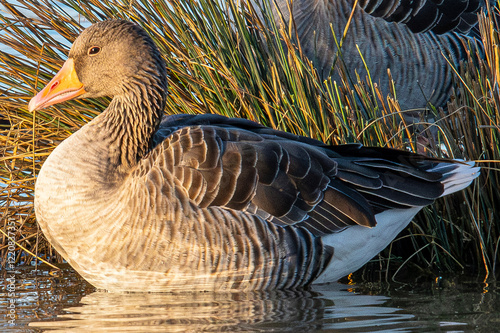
[{"left": 28, "top": 58, "right": 86, "bottom": 112}]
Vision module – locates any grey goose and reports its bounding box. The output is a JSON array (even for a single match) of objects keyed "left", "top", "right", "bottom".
[
  {"left": 29, "top": 20, "right": 479, "bottom": 292},
  {"left": 249, "top": 0, "right": 491, "bottom": 110}
]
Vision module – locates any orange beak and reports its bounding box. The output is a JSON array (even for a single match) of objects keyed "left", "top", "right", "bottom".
[{"left": 28, "top": 58, "right": 86, "bottom": 112}]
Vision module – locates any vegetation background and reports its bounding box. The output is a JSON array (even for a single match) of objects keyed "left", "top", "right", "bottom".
[{"left": 1, "top": 0, "right": 499, "bottom": 282}]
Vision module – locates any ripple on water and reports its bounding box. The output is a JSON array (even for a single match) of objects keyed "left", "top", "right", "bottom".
[{"left": 0, "top": 266, "right": 498, "bottom": 332}]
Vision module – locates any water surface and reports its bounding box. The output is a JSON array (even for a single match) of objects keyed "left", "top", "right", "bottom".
[{"left": 1, "top": 266, "right": 498, "bottom": 332}]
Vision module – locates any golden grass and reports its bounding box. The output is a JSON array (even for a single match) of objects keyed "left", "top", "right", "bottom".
[{"left": 0, "top": 0, "right": 498, "bottom": 280}]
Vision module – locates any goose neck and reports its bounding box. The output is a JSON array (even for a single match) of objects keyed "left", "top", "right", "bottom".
[{"left": 97, "top": 76, "right": 166, "bottom": 172}]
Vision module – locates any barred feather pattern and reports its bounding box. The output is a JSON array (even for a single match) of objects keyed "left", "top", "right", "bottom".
[
  {"left": 33, "top": 20, "right": 480, "bottom": 292},
  {"left": 251, "top": 0, "right": 489, "bottom": 110},
  {"left": 36, "top": 115, "right": 334, "bottom": 291},
  {"left": 35, "top": 110, "right": 479, "bottom": 292},
  {"left": 358, "top": 0, "right": 484, "bottom": 34}
]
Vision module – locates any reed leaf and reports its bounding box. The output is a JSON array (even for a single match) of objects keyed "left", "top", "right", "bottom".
[{"left": 0, "top": 0, "right": 498, "bottom": 281}]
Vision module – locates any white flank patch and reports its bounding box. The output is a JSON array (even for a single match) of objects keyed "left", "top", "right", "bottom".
[
  {"left": 313, "top": 207, "right": 422, "bottom": 284},
  {"left": 313, "top": 160, "right": 480, "bottom": 284}
]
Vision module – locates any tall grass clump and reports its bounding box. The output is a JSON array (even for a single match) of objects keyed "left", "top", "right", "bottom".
[{"left": 0, "top": 0, "right": 498, "bottom": 281}]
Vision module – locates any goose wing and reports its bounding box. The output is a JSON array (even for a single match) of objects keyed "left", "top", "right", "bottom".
[
  {"left": 359, "top": 0, "right": 484, "bottom": 34},
  {"left": 282, "top": 0, "right": 485, "bottom": 35},
  {"left": 147, "top": 114, "right": 449, "bottom": 237}
]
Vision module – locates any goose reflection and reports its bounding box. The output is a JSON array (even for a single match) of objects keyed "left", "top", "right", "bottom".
[
  {"left": 29, "top": 284, "right": 415, "bottom": 332},
  {"left": 2, "top": 268, "right": 495, "bottom": 332}
]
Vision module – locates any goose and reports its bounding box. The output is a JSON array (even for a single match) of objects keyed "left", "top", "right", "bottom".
[
  {"left": 249, "top": 0, "right": 490, "bottom": 111},
  {"left": 29, "top": 20, "right": 479, "bottom": 292}
]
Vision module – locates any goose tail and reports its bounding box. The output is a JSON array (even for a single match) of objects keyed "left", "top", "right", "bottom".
[
  {"left": 313, "top": 159, "right": 479, "bottom": 285},
  {"left": 432, "top": 160, "right": 480, "bottom": 197}
]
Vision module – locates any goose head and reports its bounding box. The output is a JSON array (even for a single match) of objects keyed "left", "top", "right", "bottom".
[{"left": 28, "top": 20, "right": 168, "bottom": 112}]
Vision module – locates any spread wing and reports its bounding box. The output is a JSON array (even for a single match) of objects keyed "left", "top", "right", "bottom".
[{"left": 146, "top": 114, "right": 446, "bottom": 236}]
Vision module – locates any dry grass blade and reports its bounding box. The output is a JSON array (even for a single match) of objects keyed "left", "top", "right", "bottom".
[{"left": 0, "top": 0, "right": 498, "bottom": 280}]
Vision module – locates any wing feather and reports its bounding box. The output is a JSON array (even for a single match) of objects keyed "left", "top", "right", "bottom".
[{"left": 151, "top": 114, "right": 465, "bottom": 238}]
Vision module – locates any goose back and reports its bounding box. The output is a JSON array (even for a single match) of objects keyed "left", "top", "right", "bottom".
[{"left": 34, "top": 110, "right": 479, "bottom": 291}]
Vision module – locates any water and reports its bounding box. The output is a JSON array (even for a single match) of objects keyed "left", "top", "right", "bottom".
[
  {"left": 1, "top": 266, "right": 498, "bottom": 332},
  {"left": 1, "top": 1, "right": 499, "bottom": 331}
]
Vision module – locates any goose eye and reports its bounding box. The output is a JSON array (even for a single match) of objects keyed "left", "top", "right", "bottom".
[{"left": 88, "top": 46, "right": 101, "bottom": 56}]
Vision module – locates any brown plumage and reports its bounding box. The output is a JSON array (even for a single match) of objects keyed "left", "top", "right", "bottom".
[{"left": 29, "top": 20, "right": 479, "bottom": 292}]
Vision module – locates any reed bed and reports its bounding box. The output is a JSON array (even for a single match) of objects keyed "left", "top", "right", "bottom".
[{"left": 0, "top": 0, "right": 498, "bottom": 281}]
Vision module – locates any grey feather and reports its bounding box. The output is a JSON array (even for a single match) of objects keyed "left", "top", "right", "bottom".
[
  {"left": 31, "top": 20, "right": 480, "bottom": 292},
  {"left": 250, "top": 0, "right": 491, "bottom": 110}
]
